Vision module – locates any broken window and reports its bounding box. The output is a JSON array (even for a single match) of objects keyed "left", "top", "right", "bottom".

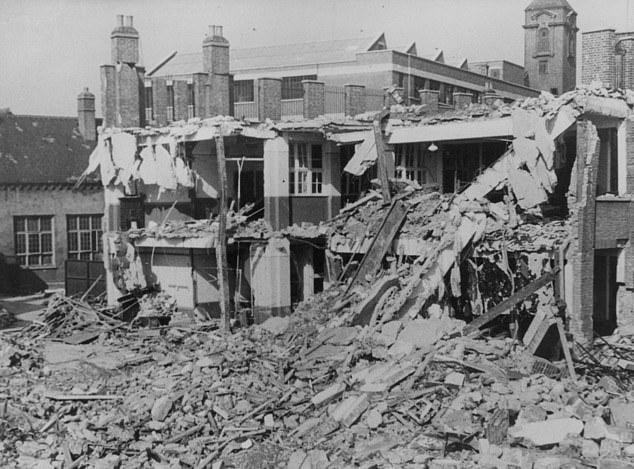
[
  {"left": 14, "top": 215, "right": 54, "bottom": 267},
  {"left": 395, "top": 143, "right": 428, "bottom": 184},
  {"left": 282, "top": 75, "right": 316, "bottom": 100},
  {"left": 593, "top": 249, "right": 619, "bottom": 335},
  {"left": 234, "top": 80, "right": 254, "bottom": 103},
  {"left": 537, "top": 27, "right": 550, "bottom": 54},
  {"left": 596, "top": 127, "right": 619, "bottom": 196},
  {"left": 67, "top": 214, "right": 103, "bottom": 261},
  {"left": 289, "top": 143, "right": 323, "bottom": 195}
]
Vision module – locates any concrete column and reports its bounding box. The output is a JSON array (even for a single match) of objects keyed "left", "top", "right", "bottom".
[
  {"left": 418, "top": 89, "right": 439, "bottom": 114},
  {"left": 569, "top": 120, "right": 600, "bottom": 344},
  {"left": 263, "top": 136, "right": 290, "bottom": 230},
  {"left": 302, "top": 80, "right": 325, "bottom": 119},
  {"left": 257, "top": 78, "right": 282, "bottom": 121},
  {"left": 453, "top": 92, "right": 473, "bottom": 111},
  {"left": 251, "top": 238, "right": 291, "bottom": 322},
  {"left": 324, "top": 141, "right": 341, "bottom": 218},
  {"left": 344, "top": 84, "right": 365, "bottom": 118}
]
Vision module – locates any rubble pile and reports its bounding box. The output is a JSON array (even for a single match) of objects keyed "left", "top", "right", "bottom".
[{"left": 2, "top": 302, "right": 634, "bottom": 468}]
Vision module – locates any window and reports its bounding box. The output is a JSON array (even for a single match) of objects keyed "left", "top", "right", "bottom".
[
  {"left": 489, "top": 68, "right": 501, "bottom": 79},
  {"left": 187, "top": 81, "right": 195, "bottom": 119},
  {"left": 14, "top": 216, "right": 54, "bottom": 267},
  {"left": 282, "top": 75, "right": 316, "bottom": 100},
  {"left": 395, "top": 143, "right": 429, "bottom": 184},
  {"left": 144, "top": 82, "right": 153, "bottom": 123},
  {"left": 234, "top": 80, "right": 254, "bottom": 103},
  {"left": 550, "top": 87, "right": 559, "bottom": 96},
  {"left": 537, "top": 27, "right": 550, "bottom": 54},
  {"left": 289, "top": 143, "right": 323, "bottom": 195},
  {"left": 597, "top": 128, "right": 619, "bottom": 196},
  {"left": 539, "top": 60, "right": 549, "bottom": 75},
  {"left": 166, "top": 82, "right": 175, "bottom": 122},
  {"left": 67, "top": 214, "right": 103, "bottom": 261}
]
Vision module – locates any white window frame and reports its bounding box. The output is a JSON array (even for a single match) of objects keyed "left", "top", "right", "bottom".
[
  {"left": 14, "top": 215, "right": 55, "bottom": 268},
  {"left": 289, "top": 142, "right": 323, "bottom": 195},
  {"left": 67, "top": 214, "right": 103, "bottom": 261},
  {"left": 395, "top": 143, "right": 428, "bottom": 184}
]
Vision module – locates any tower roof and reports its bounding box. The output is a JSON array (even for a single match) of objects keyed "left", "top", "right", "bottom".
[{"left": 525, "top": 0, "right": 574, "bottom": 11}]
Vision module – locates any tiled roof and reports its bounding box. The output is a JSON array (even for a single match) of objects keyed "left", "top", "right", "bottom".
[
  {"left": 152, "top": 36, "right": 377, "bottom": 77},
  {"left": 0, "top": 111, "right": 97, "bottom": 184}
]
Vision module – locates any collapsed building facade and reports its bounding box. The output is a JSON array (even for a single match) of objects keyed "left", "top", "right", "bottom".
[{"left": 84, "top": 12, "right": 634, "bottom": 348}]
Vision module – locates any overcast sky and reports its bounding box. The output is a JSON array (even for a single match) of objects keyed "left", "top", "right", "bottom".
[{"left": 1, "top": 0, "right": 632, "bottom": 116}]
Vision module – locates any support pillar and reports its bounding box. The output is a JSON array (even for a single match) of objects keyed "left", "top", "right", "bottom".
[{"left": 263, "top": 136, "right": 290, "bottom": 230}]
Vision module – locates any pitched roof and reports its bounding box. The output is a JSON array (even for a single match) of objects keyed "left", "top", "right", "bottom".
[
  {"left": 525, "top": 0, "right": 574, "bottom": 11},
  {"left": 0, "top": 111, "right": 97, "bottom": 184},
  {"left": 152, "top": 36, "right": 380, "bottom": 77}
]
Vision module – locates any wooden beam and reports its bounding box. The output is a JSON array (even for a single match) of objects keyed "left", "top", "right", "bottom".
[
  {"left": 214, "top": 135, "right": 231, "bottom": 332},
  {"left": 462, "top": 267, "right": 561, "bottom": 336},
  {"left": 373, "top": 108, "right": 393, "bottom": 202}
]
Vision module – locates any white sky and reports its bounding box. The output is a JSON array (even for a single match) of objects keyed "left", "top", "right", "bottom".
[{"left": 0, "top": 0, "right": 631, "bottom": 116}]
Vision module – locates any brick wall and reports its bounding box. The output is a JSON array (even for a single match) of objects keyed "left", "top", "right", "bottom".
[
  {"left": 257, "top": 78, "right": 282, "bottom": 121},
  {"left": 344, "top": 84, "right": 365, "bottom": 117},
  {"left": 174, "top": 80, "right": 189, "bottom": 121},
  {"left": 570, "top": 120, "right": 600, "bottom": 343},
  {"left": 302, "top": 80, "right": 325, "bottom": 119},
  {"left": 151, "top": 77, "right": 168, "bottom": 126},
  {"left": 192, "top": 73, "right": 207, "bottom": 118},
  {"left": 581, "top": 30, "right": 616, "bottom": 87}
]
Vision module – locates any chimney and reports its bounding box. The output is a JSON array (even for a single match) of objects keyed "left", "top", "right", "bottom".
[
  {"left": 111, "top": 14, "right": 139, "bottom": 64},
  {"left": 202, "top": 24, "right": 230, "bottom": 115},
  {"left": 77, "top": 88, "right": 96, "bottom": 141}
]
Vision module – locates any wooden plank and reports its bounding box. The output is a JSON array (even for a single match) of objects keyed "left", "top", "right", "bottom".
[
  {"left": 214, "top": 135, "right": 231, "bottom": 332},
  {"left": 555, "top": 318, "right": 577, "bottom": 380},
  {"left": 373, "top": 108, "right": 394, "bottom": 203},
  {"left": 462, "top": 267, "right": 560, "bottom": 336},
  {"left": 343, "top": 199, "right": 408, "bottom": 296}
]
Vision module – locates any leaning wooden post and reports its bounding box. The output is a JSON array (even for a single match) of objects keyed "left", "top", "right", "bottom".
[{"left": 215, "top": 134, "right": 231, "bottom": 332}]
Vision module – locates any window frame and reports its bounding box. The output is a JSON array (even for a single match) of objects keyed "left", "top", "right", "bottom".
[
  {"left": 67, "top": 214, "right": 104, "bottom": 262},
  {"left": 14, "top": 215, "right": 55, "bottom": 268},
  {"left": 539, "top": 60, "right": 549, "bottom": 75},
  {"left": 234, "top": 79, "right": 255, "bottom": 103},
  {"left": 394, "top": 143, "right": 429, "bottom": 184},
  {"left": 289, "top": 142, "right": 324, "bottom": 195}
]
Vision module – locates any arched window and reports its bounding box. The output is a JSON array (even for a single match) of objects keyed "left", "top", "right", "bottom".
[{"left": 537, "top": 27, "right": 550, "bottom": 53}]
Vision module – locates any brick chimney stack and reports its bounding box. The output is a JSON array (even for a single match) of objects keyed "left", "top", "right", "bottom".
[
  {"left": 101, "top": 14, "right": 146, "bottom": 128},
  {"left": 77, "top": 87, "right": 96, "bottom": 141},
  {"left": 111, "top": 15, "right": 139, "bottom": 64},
  {"left": 202, "top": 25, "right": 231, "bottom": 116}
]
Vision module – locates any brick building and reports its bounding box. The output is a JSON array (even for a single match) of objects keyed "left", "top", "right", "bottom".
[
  {"left": 0, "top": 91, "right": 104, "bottom": 295},
  {"left": 582, "top": 28, "right": 634, "bottom": 90},
  {"left": 523, "top": 0, "right": 578, "bottom": 95}
]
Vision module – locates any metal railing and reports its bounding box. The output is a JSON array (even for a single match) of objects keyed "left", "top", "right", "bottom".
[
  {"left": 234, "top": 101, "right": 258, "bottom": 120},
  {"left": 281, "top": 98, "right": 303, "bottom": 119},
  {"left": 365, "top": 89, "right": 385, "bottom": 112},
  {"left": 325, "top": 86, "right": 345, "bottom": 116}
]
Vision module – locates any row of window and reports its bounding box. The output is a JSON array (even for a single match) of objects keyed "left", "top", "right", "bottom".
[
  {"left": 14, "top": 214, "right": 103, "bottom": 268},
  {"left": 234, "top": 75, "right": 318, "bottom": 103},
  {"left": 394, "top": 73, "right": 482, "bottom": 106}
]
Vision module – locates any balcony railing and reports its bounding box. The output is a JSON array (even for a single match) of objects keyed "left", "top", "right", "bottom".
[
  {"left": 324, "top": 86, "right": 345, "bottom": 117},
  {"left": 281, "top": 99, "right": 303, "bottom": 120},
  {"left": 234, "top": 101, "right": 258, "bottom": 120}
]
